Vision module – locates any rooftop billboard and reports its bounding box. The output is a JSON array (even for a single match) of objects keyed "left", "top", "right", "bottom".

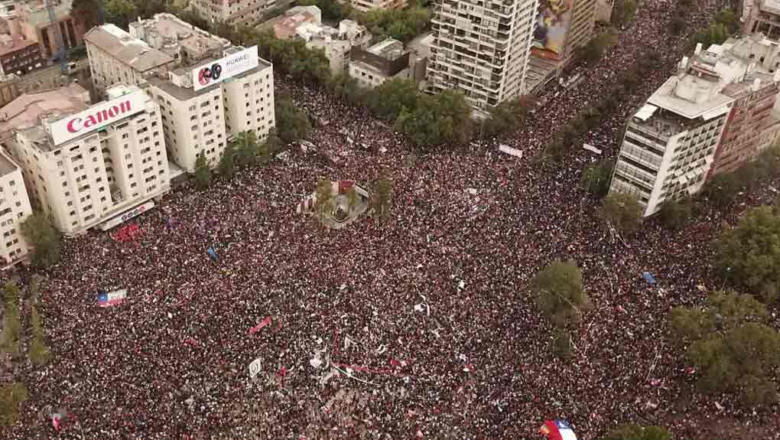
[{"left": 192, "top": 46, "right": 260, "bottom": 92}]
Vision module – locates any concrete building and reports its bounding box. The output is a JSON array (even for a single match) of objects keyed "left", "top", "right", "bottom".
[
  {"left": 609, "top": 43, "right": 757, "bottom": 217},
  {"left": 526, "top": 0, "right": 598, "bottom": 93},
  {"left": 349, "top": 0, "right": 406, "bottom": 13},
  {"left": 0, "top": 73, "right": 20, "bottom": 107},
  {"left": 427, "top": 0, "right": 539, "bottom": 109},
  {"left": 743, "top": 0, "right": 780, "bottom": 42},
  {"left": 17, "top": 0, "right": 84, "bottom": 60},
  {"left": 0, "top": 82, "right": 89, "bottom": 146},
  {"left": 85, "top": 14, "right": 276, "bottom": 173},
  {"left": 0, "top": 148, "right": 32, "bottom": 266},
  {"left": 260, "top": 5, "right": 322, "bottom": 40},
  {"left": 0, "top": 34, "right": 43, "bottom": 76},
  {"left": 9, "top": 84, "right": 170, "bottom": 236},
  {"left": 349, "top": 38, "right": 410, "bottom": 88},
  {"left": 192, "top": 0, "right": 278, "bottom": 26}
]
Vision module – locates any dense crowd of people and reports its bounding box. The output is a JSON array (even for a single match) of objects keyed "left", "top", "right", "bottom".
[{"left": 3, "top": 0, "right": 780, "bottom": 439}]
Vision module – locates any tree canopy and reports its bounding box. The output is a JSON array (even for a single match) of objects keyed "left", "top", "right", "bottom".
[
  {"left": 612, "top": 0, "right": 638, "bottom": 28},
  {"left": 275, "top": 95, "right": 311, "bottom": 144},
  {"left": 670, "top": 291, "right": 780, "bottom": 407},
  {"left": 367, "top": 78, "right": 420, "bottom": 121},
  {"left": 372, "top": 174, "right": 393, "bottom": 221},
  {"left": 481, "top": 96, "right": 535, "bottom": 139},
  {"left": 599, "top": 192, "right": 643, "bottom": 234},
  {"left": 194, "top": 152, "right": 211, "bottom": 189},
  {"left": 715, "top": 206, "right": 780, "bottom": 303},
  {"left": 20, "top": 212, "right": 61, "bottom": 268},
  {"left": 532, "top": 260, "right": 590, "bottom": 327},
  {"left": 658, "top": 197, "right": 692, "bottom": 230},
  {"left": 394, "top": 90, "right": 472, "bottom": 147},
  {"left": 603, "top": 424, "right": 672, "bottom": 440},
  {"left": 580, "top": 160, "right": 613, "bottom": 198},
  {"left": 359, "top": 7, "right": 431, "bottom": 43}
]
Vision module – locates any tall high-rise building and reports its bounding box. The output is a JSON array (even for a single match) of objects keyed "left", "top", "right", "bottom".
[
  {"left": 427, "top": 0, "right": 539, "bottom": 109},
  {"left": 609, "top": 40, "right": 780, "bottom": 217}
]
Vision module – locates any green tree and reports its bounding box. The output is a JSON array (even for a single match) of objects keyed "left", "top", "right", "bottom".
[
  {"left": 218, "top": 142, "right": 235, "bottom": 178},
  {"left": 532, "top": 260, "right": 590, "bottom": 327},
  {"left": 481, "top": 96, "right": 535, "bottom": 138},
  {"left": 603, "top": 424, "right": 672, "bottom": 440},
  {"left": 1, "top": 281, "right": 21, "bottom": 355},
  {"left": 669, "top": 16, "right": 687, "bottom": 35},
  {"left": 275, "top": 95, "right": 311, "bottom": 144},
  {"left": 612, "top": 0, "right": 638, "bottom": 28},
  {"left": 346, "top": 187, "right": 359, "bottom": 213},
  {"left": 582, "top": 30, "right": 616, "bottom": 64},
  {"left": 70, "top": 0, "right": 101, "bottom": 29},
  {"left": 194, "top": 152, "right": 212, "bottom": 189},
  {"left": 670, "top": 291, "right": 780, "bottom": 407},
  {"left": 315, "top": 178, "right": 335, "bottom": 221},
  {"left": 234, "top": 131, "right": 259, "bottom": 168},
  {"left": 104, "top": 0, "right": 138, "bottom": 29},
  {"left": 658, "top": 197, "right": 692, "bottom": 230},
  {"left": 176, "top": 9, "right": 211, "bottom": 31},
  {"left": 372, "top": 174, "right": 393, "bottom": 221},
  {"left": 29, "top": 304, "right": 50, "bottom": 366},
  {"left": 715, "top": 9, "right": 739, "bottom": 33},
  {"left": 0, "top": 382, "right": 28, "bottom": 427},
  {"left": 20, "top": 212, "right": 61, "bottom": 269},
  {"left": 299, "top": 0, "right": 353, "bottom": 21},
  {"left": 580, "top": 160, "right": 613, "bottom": 197},
  {"left": 328, "top": 72, "right": 364, "bottom": 104},
  {"left": 695, "top": 23, "right": 730, "bottom": 49},
  {"left": 703, "top": 171, "right": 742, "bottom": 207},
  {"left": 715, "top": 206, "right": 780, "bottom": 302},
  {"left": 359, "top": 7, "right": 431, "bottom": 43},
  {"left": 366, "top": 78, "right": 419, "bottom": 121},
  {"left": 599, "top": 192, "right": 643, "bottom": 234},
  {"left": 394, "top": 90, "right": 471, "bottom": 146}
]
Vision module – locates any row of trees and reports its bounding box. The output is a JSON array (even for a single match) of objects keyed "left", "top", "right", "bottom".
[{"left": 367, "top": 78, "right": 472, "bottom": 146}]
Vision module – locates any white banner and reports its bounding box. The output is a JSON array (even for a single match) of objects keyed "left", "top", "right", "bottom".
[
  {"left": 193, "top": 46, "right": 260, "bottom": 92},
  {"left": 248, "top": 357, "right": 262, "bottom": 379},
  {"left": 499, "top": 144, "right": 523, "bottom": 158},
  {"left": 49, "top": 90, "right": 146, "bottom": 146},
  {"left": 99, "top": 200, "right": 155, "bottom": 231}
]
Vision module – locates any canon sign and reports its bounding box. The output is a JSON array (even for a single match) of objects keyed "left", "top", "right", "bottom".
[
  {"left": 49, "top": 90, "right": 147, "bottom": 146},
  {"left": 192, "top": 46, "right": 260, "bottom": 92}
]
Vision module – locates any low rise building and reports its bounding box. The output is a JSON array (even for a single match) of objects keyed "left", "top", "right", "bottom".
[
  {"left": 0, "top": 148, "right": 32, "bottom": 266},
  {"left": 743, "top": 0, "right": 780, "bottom": 42},
  {"left": 9, "top": 84, "right": 170, "bottom": 236},
  {"left": 0, "top": 82, "right": 89, "bottom": 146},
  {"left": 349, "top": 38, "right": 410, "bottom": 88},
  {"left": 260, "top": 6, "right": 322, "bottom": 40},
  {"left": 0, "top": 72, "right": 20, "bottom": 107},
  {"left": 349, "top": 0, "right": 406, "bottom": 13},
  {"left": 192, "top": 0, "right": 278, "bottom": 26},
  {"left": 0, "top": 34, "right": 43, "bottom": 76},
  {"left": 17, "top": 0, "right": 84, "bottom": 60},
  {"left": 85, "top": 14, "right": 276, "bottom": 173}
]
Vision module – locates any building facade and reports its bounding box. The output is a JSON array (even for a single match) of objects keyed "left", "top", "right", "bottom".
[
  {"left": 191, "top": 0, "right": 278, "bottom": 26},
  {"left": 84, "top": 14, "right": 276, "bottom": 173},
  {"left": 427, "top": 0, "right": 539, "bottom": 109},
  {"left": 743, "top": 0, "right": 780, "bottom": 42},
  {"left": 610, "top": 44, "right": 740, "bottom": 217},
  {"left": 0, "top": 34, "right": 43, "bottom": 76},
  {"left": 0, "top": 149, "right": 32, "bottom": 266},
  {"left": 17, "top": 0, "right": 84, "bottom": 60},
  {"left": 10, "top": 85, "right": 170, "bottom": 235}
]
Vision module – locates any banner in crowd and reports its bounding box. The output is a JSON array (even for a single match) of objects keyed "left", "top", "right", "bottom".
[
  {"left": 98, "top": 289, "right": 127, "bottom": 307},
  {"left": 248, "top": 357, "right": 262, "bottom": 379},
  {"left": 499, "top": 144, "right": 523, "bottom": 158},
  {"left": 248, "top": 316, "right": 272, "bottom": 335}
]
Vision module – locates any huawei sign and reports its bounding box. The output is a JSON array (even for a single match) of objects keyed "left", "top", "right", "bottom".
[{"left": 49, "top": 90, "right": 147, "bottom": 146}]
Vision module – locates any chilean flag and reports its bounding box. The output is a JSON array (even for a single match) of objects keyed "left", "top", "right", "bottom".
[{"left": 540, "top": 420, "right": 577, "bottom": 440}]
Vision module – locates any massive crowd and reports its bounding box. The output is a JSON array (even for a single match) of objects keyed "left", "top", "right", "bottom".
[{"left": 3, "top": 0, "right": 780, "bottom": 439}]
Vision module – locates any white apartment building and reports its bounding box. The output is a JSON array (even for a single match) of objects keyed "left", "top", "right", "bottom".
[
  {"left": 609, "top": 44, "right": 745, "bottom": 217},
  {"left": 84, "top": 14, "right": 276, "bottom": 173},
  {"left": 0, "top": 149, "right": 32, "bottom": 266},
  {"left": 10, "top": 85, "right": 170, "bottom": 236},
  {"left": 427, "top": 0, "right": 539, "bottom": 109},
  {"left": 191, "top": 0, "right": 277, "bottom": 26},
  {"left": 350, "top": 0, "right": 406, "bottom": 13}
]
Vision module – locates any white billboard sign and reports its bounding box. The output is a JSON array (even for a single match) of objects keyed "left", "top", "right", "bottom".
[
  {"left": 99, "top": 200, "right": 155, "bottom": 231},
  {"left": 248, "top": 357, "right": 262, "bottom": 379},
  {"left": 193, "top": 46, "right": 260, "bottom": 92},
  {"left": 49, "top": 90, "right": 147, "bottom": 146}
]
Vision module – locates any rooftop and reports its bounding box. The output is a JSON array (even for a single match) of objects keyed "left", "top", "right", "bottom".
[
  {"left": 762, "top": 0, "right": 780, "bottom": 15},
  {"left": 648, "top": 76, "right": 733, "bottom": 120},
  {"left": 0, "top": 149, "right": 17, "bottom": 177},
  {"left": 268, "top": 9, "right": 321, "bottom": 40},
  {"left": 131, "top": 13, "right": 230, "bottom": 64},
  {"left": 84, "top": 25, "right": 175, "bottom": 72},
  {"left": 0, "top": 83, "right": 89, "bottom": 141},
  {"left": 366, "top": 39, "right": 405, "bottom": 60}
]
